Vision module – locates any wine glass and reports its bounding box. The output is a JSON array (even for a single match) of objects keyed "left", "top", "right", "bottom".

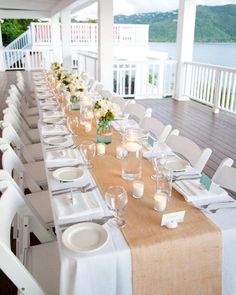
[
  {"left": 105, "top": 186, "right": 128, "bottom": 228},
  {"left": 66, "top": 116, "right": 79, "bottom": 138},
  {"left": 79, "top": 140, "right": 96, "bottom": 169}
]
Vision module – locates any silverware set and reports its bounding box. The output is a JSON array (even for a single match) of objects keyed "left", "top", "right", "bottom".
[
  {"left": 59, "top": 215, "right": 113, "bottom": 231},
  {"left": 52, "top": 183, "right": 97, "bottom": 196},
  {"left": 197, "top": 200, "right": 236, "bottom": 214},
  {"left": 48, "top": 163, "right": 86, "bottom": 172},
  {"left": 173, "top": 174, "right": 201, "bottom": 182}
]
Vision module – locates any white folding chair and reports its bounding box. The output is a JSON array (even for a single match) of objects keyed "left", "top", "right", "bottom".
[
  {"left": 1, "top": 122, "right": 43, "bottom": 162},
  {"left": 166, "top": 134, "right": 212, "bottom": 173},
  {"left": 0, "top": 169, "right": 53, "bottom": 226},
  {"left": 213, "top": 158, "right": 236, "bottom": 192},
  {"left": 141, "top": 117, "right": 172, "bottom": 143},
  {"left": 100, "top": 89, "right": 114, "bottom": 99},
  {"left": 0, "top": 141, "right": 47, "bottom": 189},
  {"left": 5, "top": 100, "right": 39, "bottom": 129},
  {"left": 17, "top": 79, "right": 38, "bottom": 108},
  {"left": 124, "top": 102, "right": 147, "bottom": 124},
  {"left": 3, "top": 108, "right": 40, "bottom": 144},
  {"left": 94, "top": 82, "right": 104, "bottom": 93},
  {"left": 0, "top": 181, "right": 59, "bottom": 295},
  {"left": 9, "top": 84, "right": 39, "bottom": 117},
  {"left": 111, "top": 95, "right": 130, "bottom": 113}
]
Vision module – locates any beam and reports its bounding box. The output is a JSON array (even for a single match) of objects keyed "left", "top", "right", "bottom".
[
  {"left": 0, "top": 1, "right": 54, "bottom": 11},
  {"left": 0, "top": 9, "right": 50, "bottom": 19},
  {"left": 71, "top": 0, "right": 96, "bottom": 15},
  {"left": 51, "top": 0, "right": 94, "bottom": 17},
  {"left": 174, "top": 0, "right": 197, "bottom": 100}
]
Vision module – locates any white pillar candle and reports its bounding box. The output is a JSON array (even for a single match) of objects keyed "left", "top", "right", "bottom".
[
  {"left": 97, "top": 143, "right": 106, "bottom": 156},
  {"left": 116, "top": 145, "right": 124, "bottom": 159},
  {"left": 84, "top": 122, "right": 92, "bottom": 132},
  {"left": 154, "top": 193, "right": 167, "bottom": 212},
  {"left": 132, "top": 181, "right": 144, "bottom": 199}
]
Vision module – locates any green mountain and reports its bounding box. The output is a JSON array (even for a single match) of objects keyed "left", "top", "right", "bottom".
[{"left": 114, "top": 5, "right": 236, "bottom": 42}]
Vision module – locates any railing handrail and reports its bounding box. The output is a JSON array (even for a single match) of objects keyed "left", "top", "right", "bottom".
[
  {"left": 184, "top": 61, "right": 236, "bottom": 73},
  {"left": 6, "top": 29, "right": 31, "bottom": 50}
]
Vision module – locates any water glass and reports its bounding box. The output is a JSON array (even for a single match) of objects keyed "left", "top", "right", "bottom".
[
  {"left": 79, "top": 140, "right": 96, "bottom": 169},
  {"left": 105, "top": 186, "right": 128, "bottom": 227},
  {"left": 156, "top": 168, "right": 173, "bottom": 201}
]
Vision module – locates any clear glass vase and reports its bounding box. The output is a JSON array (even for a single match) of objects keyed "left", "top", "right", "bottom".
[{"left": 96, "top": 121, "right": 112, "bottom": 144}]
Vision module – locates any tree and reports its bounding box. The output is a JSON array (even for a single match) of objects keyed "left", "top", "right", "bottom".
[{"left": 1, "top": 19, "right": 38, "bottom": 46}]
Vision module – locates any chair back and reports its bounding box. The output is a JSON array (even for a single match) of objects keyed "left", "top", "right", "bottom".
[
  {"left": 1, "top": 123, "right": 35, "bottom": 162},
  {"left": 0, "top": 180, "right": 53, "bottom": 295},
  {"left": 0, "top": 141, "right": 41, "bottom": 192},
  {"left": 212, "top": 158, "right": 236, "bottom": 192},
  {"left": 100, "top": 89, "right": 113, "bottom": 99},
  {"left": 141, "top": 117, "right": 172, "bottom": 143},
  {"left": 166, "top": 134, "right": 212, "bottom": 173},
  {"left": 111, "top": 96, "right": 129, "bottom": 113},
  {"left": 124, "top": 103, "right": 146, "bottom": 124}
]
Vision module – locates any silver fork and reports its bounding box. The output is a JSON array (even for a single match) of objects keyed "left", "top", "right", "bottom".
[
  {"left": 209, "top": 206, "right": 236, "bottom": 214},
  {"left": 200, "top": 200, "right": 234, "bottom": 210}
]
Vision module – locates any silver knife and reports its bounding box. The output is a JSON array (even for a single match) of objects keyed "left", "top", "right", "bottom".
[{"left": 60, "top": 216, "right": 113, "bottom": 230}]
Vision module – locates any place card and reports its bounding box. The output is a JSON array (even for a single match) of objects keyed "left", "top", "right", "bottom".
[
  {"left": 200, "top": 174, "right": 212, "bottom": 191},
  {"left": 161, "top": 211, "right": 185, "bottom": 227},
  {"left": 147, "top": 134, "right": 156, "bottom": 148}
]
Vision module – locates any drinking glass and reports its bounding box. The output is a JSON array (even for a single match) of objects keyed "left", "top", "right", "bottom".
[
  {"left": 66, "top": 116, "right": 79, "bottom": 138},
  {"left": 151, "top": 155, "right": 167, "bottom": 180},
  {"left": 156, "top": 168, "right": 173, "bottom": 201},
  {"left": 105, "top": 186, "right": 128, "bottom": 227},
  {"left": 79, "top": 140, "right": 96, "bottom": 169}
]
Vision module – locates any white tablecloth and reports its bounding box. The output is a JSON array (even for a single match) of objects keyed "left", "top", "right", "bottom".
[{"left": 36, "top": 87, "right": 236, "bottom": 295}]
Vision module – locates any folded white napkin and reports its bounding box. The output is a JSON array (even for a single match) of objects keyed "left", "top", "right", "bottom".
[
  {"left": 40, "top": 100, "right": 57, "bottom": 106},
  {"left": 174, "top": 179, "right": 228, "bottom": 202},
  {"left": 142, "top": 144, "right": 173, "bottom": 158},
  {"left": 54, "top": 191, "right": 102, "bottom": 221},
  {"left": 46, "top": 148, "right": 78, "bottom": 164},
  {"left": 112, "top": 119, "right": 139, "bottom": 132},
  {"left": 42, "top": 111, "right": 64, "bottom": 118},
  {"left": 41, "top": 124, "right": 68, "bottom": 136}
]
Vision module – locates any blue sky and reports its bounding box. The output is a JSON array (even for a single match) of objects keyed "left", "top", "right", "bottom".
[{"left": 75, "top": 0, "right": 236, "bottom": 18}]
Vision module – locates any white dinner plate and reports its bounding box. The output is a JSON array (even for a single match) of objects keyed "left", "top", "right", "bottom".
[
  {"left": 52, "top": 167, "right": 84, "bottom": 182},
  {"left": 42, "top": 117, "right": 61, "bottom": 124},
  {"left": 42, "top": 105, "right": 57, "bottom": 111},
  {"left": 165, "top": 158, "right": 189, "bottom": 172},
  {"left": 44, "top": 136, "right": 68, "bottom": 145},
  {"left": 62, "top": 222, "right": 108, "bottom": 253}
]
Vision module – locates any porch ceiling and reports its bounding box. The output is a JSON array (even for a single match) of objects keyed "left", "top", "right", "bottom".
[{"left": 0, "top": 0, "right": 96, "bottom": 18}]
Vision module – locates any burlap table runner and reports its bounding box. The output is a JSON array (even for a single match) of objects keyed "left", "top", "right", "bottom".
[{"left": 67, "top": 109, "right": 222, "bottom": 295}]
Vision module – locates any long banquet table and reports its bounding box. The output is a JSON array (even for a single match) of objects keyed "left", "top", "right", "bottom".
[{"left": 34, "top": 74, "right": 236, "bottom": 295}]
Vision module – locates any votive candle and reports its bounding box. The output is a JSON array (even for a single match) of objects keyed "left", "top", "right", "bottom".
[{"left": 97, "top": 143, "right": 106, "bottom": 156}]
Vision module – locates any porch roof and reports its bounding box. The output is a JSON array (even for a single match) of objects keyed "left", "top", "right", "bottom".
[{"left": 0, "top": 0, "right": 95, "bottom": 18}]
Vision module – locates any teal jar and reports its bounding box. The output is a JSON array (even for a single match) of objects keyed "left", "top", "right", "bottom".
[{"left": 96, "top": 121, "right": 112, "bottom": 144}]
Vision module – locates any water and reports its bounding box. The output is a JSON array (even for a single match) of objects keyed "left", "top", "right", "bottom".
[{"left": 149, "top": 42, "right": 236, "bottom": 68}]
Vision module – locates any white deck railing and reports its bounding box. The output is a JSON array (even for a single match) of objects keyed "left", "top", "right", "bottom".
[
  {"left": 77, "top": 51, "right": 176, "bottom": 99},
  {"left": 29, "top": 22, "right": 149, "bottom": 47},
  {"left": 183, "top": 62, "right": 236, "bottom": 114},
  {"left": 6, "top": 30, "right": 31, "bottom": 50},
  {"left": 3, "top": 49, "right": 54, "bottom": 70}
]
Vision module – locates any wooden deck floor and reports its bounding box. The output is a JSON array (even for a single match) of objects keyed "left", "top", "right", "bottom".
[{"left": 0, "top": 71, "right": 236, "bottom": 294}]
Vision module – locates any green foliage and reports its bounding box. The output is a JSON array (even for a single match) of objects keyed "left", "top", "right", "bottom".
[
  {"left": 1, "top": 19, "right": 38, "bottom": 46},
  {"left": 114, "top": 4, "right": 236, "bottom": 43}
]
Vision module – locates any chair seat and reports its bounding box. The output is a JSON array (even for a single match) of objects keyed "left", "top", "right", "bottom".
[
  {"left": 27, "top": 190, "right": 53, "bottom": 224},
  {"left": 25, "top": 115, "right": 39, "bottom": 129},
  {"left": 27, "top": 129, "right": 40, "bottom": 143},
  {"left": 27, "top": 143, "right": 43, "bottom": 161},
  {"left": 24, "top": 161, "right": 47, "bottom": 186},
  {"left": 26, "top": 106, "right": 39, "bottom": 116},
  {"left": 26, "top": 241, "right": 60, "bottom": 295}
]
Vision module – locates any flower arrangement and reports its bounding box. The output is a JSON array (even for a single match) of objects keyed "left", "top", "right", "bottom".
[
  {"left": 51, "top": 62, "right": 61, "bottom": 72},
  {"left": 94, "top": 97, "right": 120, "bottom": 123}
]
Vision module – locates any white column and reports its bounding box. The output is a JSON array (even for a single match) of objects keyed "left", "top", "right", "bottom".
[
  {"left": 0, "top": 20, "right": 5, "bottom": 71},
  {"left": 174, "top": 0, "right": 197, "bottom": 100},
  {"left": 51, "top": 13, "right": 61, "bottom": 63},
  {"left": 98, "top": 0, "right": 113, "bottom": 90},
  {"left": 61, "top": 9, "right": 72, "bottom": 70},
  {"left": 0, "top": 20, "right": 3, "bottom": 47}
]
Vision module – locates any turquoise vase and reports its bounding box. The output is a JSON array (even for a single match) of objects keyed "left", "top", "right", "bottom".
[
  {"left": 70, "top": 97, "right": 80, "bottom": 110},
  {"left": 96, "top": 121, "right": 112, "bottom": 144}
]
